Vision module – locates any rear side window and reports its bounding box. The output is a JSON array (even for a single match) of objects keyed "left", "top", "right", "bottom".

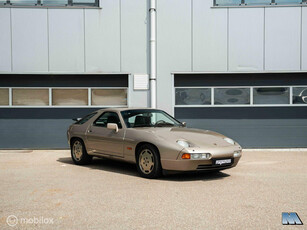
[{"left": 76, "top": 113, "right": 97, "bottom": 125}]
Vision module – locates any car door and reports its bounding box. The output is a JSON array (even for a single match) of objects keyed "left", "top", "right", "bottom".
[{"left": 86, "top": 111, "right": 124, "bottom": 157}]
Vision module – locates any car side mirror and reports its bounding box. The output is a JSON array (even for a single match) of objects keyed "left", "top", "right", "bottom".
[
  {"left": 107, "top": 123, "right": 119, "bottom": 133},
  {"left": 73, "top": 118, "right": 82, "bottom": 122},
  {"left": 181, "top": 122, "right": 187, "bottom": 127}
]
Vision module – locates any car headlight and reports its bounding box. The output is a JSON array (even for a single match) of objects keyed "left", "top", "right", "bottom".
[
  {"left": 181, "top": 153, "right": 211, "bottom": 160},
  {"left": 224, "top": 137, "right": 235, "bottom": 145},
  {"left": 176, "top": 140, "right": 192, "bottom": 148}
]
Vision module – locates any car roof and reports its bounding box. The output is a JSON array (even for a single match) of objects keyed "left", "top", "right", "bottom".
[{"left": 97, "top": 107, "right": 162, "bottom": 112}]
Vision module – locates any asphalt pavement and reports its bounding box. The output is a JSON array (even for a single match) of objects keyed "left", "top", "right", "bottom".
[{"left": 0, "top": 149, "right": 306, "bottom": 230}]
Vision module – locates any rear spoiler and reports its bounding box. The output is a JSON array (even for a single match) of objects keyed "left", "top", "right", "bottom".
[{"left": 72, "top": 118, "right": 82, "bottom": 122}]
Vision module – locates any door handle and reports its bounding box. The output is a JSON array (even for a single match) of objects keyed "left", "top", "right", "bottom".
[{"left": 88, "top": 130, "right": 92, "bottom": 133}]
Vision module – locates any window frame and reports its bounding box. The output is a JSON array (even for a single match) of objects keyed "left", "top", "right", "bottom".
[
  {"left": 0, "top": 87, "right": 129, "bottom": 108},
  {"left": 174, "top": 85, "right": 307, "bottom": 107},
  {"left": 1, "top": 0, "right": 99, "bottom": 7},
  {"left": 213, "top": 0, "right": 307, "bottom": 7}
]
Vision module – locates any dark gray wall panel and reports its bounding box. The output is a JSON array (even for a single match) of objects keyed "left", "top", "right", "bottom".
[
  {"left": 0, "top": 108, "right": 101, "bottom": 149},
  {"left": 0, "top": 119, "right": 72, "bottom": 149},
  {"left": 174, "top": 72, "right": 307, "bottom": 87},
  {"left": 175, "top": 107, "right": 307, "bottom": 147},
  {"left": 178, "top": 119, "right": 307, "bottom": 148},
  {"left": 1, "top": 116, "right": 306, "bottom": 149},
  {"left": 0, "top": 74, "right": 128, "bottom": 87},
  {"left": 0, "top": 108, "right": 101, "bottom": 119},
  {"left": 175, "top": 107, "right": 307, "bottom": 119}
]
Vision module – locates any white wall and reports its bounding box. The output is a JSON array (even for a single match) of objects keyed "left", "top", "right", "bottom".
[
  {"left": 11, "top": 8, "right": 48, "bottom": 72},
  {"left": 0, "top": 8, "right": 11, "bottom": 72},
  {"left": 157, "top": 0, "right": 191, "bottom": 113},
  {"left": 157, "top": 3, "right": 306, "bottom": 113},
  {"left": 265, "top": 7, "right": 301, "bottom": 71},
  {"left": 193, "top": 0, "right": 227, "bottom": 72},
  {"left": 48, "top": 9, "right": 85, "bottom": 72},
  {"left": 0, "top": 2, "right": 306, "bottom": 112},
  {"left": 85, "top": 0, "right": 121, "bottom": 72},
  {"left": 121, "top": 0, "right": 149, "bottom": 107},
  {"left": 0, "top": 4, "right": 306, "bottom": 74},
  {"left": 229, "top": 8, "right": 264, "bottom": 71},
  {"left": 302, "top": 7, "right": 307, "bottom": 70}
]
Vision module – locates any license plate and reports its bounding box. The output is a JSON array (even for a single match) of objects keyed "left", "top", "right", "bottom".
[{"left": 215, "top": 159, "right": 232, "bottom": 166}]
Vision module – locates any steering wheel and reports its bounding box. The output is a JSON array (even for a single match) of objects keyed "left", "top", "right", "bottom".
[{"left": 155, "top": 120, "right": 167, "bottom": 125}]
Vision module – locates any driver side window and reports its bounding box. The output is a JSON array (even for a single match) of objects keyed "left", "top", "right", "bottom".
[{"left": 93, "top": 112, "right": 122, "bottom": 128}]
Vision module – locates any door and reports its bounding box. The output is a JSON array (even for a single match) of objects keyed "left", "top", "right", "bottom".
[{"left": 86, "top": 112, "right": 124, "bottom": 157}]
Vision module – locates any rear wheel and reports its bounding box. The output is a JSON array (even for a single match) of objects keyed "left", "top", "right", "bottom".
[
  {"left": 71, "top": 139, "right": 92, "bottom": 165},
  {"left": 136, "top": 144, "right": 162, "bottom": 179}
]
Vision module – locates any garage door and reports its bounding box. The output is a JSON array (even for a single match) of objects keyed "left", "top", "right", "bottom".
[
  {"left": 0, "top": 74, "right": 128, "bottom": 149},
  {"left": 174, "top": 72, "right": 307, "bottom": 148}
]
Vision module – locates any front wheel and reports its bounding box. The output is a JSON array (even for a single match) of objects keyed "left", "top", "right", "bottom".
[
  {"left": 136, "top": 144, "right": 162, "bottom": 179},
  {"left": 71, "top": 139, "right": 92, "bottom": 165}
]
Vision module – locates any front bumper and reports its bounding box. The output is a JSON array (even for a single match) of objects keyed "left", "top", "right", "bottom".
[{"left": 161, "top": 156, "right": 240, "bottom": 171}]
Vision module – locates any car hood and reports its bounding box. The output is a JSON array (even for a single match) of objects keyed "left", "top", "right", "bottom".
[{"left": 133, "top": 127, "right": 235, "bottom": 148}]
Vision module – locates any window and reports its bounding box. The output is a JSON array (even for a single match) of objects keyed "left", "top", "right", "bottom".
[
  {"left": 275, "top": 0, "right": 303, "bottom": 4},
  {"left": 174, "top": 86, "right": 307, "bottom": 107},
  {"left": 13, "top": 88, "right": 49, "bottom": 106},
  {"left": 91, "top": 89, "right": 127, "bottom": 106},
  {"left": 214, "top": 0, "right": 306, "bottom": 6},
  {"left": 245, "top": 0, "right": 272, "bottom": 5},
  {"left": 0, "top": 87, "right": 128, "bottom": 107},
  {"left": 293, "top": 87, "right": 307, "bottom": 104},
  {"left": 214, "top": 88, "right": 250, "bottom": 105},
  {"left": 41, "top": 0, "right": 68, "bottom": 6},
  {"left": 52, "top": 89, "right": 88, "bottom": 106},
  {"left": 1, "top": 0, "right": 98, "bottom": 7},
  {"left": 215, "top": 0, "right": 242, "bottom": 6},
  {"left": 175, "top": 88, "right": 211, "bottom": 105},
  {"left": 10, "top": 0, "right": 38, "bottom": 5},
  {"left": 76, "top": 112, "right": 97, "bottom": 125},
  {"left": 94, "top": 112, "right": 122, "bottom": 128},
  {"left": 121, "top": 109, "right": 182, "bottom": 128},
  {"left": 0, "top": 89, "right": 9, "bottom": 105},
  {"left": 253, "top": 87, "right": 289, "bottom": 104}
]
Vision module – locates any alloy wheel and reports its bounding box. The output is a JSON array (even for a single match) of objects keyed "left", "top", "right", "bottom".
[{"left": 138, "top": 149, "right": 155, "bottom": 174}]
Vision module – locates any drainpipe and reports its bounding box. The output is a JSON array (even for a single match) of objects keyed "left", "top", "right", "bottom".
[{"left": 149, "top": 0, "right": 157, "bottom": 108}]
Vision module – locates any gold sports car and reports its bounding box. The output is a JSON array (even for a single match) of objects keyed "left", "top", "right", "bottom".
[{"left": 67, "top": 108, "right": 242, "bottom": 179}]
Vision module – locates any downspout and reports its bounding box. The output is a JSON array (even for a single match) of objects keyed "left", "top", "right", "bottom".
[{"left": 149, "top": 0, "right": 157, "bottom": 108}]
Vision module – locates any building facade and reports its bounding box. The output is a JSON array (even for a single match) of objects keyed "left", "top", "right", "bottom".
[{"left": 0, "top": 0, "right": 307, "bottom": 148}]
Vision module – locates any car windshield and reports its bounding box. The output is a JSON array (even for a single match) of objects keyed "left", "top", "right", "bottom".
[{"left": 121, "top": 109, "right": 182, "bottom": 128}]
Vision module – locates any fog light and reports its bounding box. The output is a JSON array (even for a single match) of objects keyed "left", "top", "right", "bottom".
[
  {"left": 201, "top": 153, "right": 211, "bottom": 159},
  {"left": 233, "top": 150, "right": 241, "bottom": 157},
  {"left": 181, "top": 153, "right": 191, "bottom": 159}
]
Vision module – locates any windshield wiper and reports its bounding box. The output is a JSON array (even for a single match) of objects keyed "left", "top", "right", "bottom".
[
  {"left": 133, "top": 124, "right": 153, "bottom": 128},
  {"left": 154, "top": 123, "right": 175, "bottom": 127}
]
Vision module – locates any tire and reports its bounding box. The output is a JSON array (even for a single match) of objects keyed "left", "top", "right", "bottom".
[
  {"left": 136, "top": 144, "right": 162, "bottom": 179},
  {"left": 71, "top": 138, "right": 92, "bottom": 165}
]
